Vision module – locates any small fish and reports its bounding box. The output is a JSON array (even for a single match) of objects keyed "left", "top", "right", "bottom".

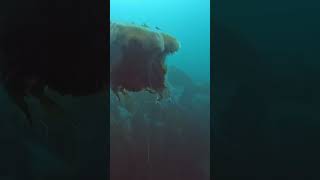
[
  {"left": 142, "top": 23, "right": 149, "bottom": 28},
  {"left": 155, "top": 26, "right": 161, "bottom": 30}
]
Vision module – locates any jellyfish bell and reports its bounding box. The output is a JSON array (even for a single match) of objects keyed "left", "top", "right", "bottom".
[{"left": 110, "top": 22, "right": 180, "bottom": 96}]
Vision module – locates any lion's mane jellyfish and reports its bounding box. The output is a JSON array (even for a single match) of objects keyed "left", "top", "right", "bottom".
[{"left": 110, "top": 22, "right": 180, "bottom": 97}]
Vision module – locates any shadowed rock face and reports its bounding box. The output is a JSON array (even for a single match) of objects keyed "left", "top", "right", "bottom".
[{"left": 110, "top": 22, "right": 180, "bottom": 95}]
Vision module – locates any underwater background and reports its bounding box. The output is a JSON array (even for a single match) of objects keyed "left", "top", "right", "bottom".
[
  {"left": 0, "top": 1, "right": 109, "bottom": 179},
  {"left": 214, "top": 0, "right": 320, "bottom": 178},
  {"left": 0, "top": 0, "right": 210, "bottom": 179},
  {"left": 111, "top": 0, "right": 210, "bottom": 180}
]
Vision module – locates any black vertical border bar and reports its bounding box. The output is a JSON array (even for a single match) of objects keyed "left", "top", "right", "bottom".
[
  {"left": 210, "top": 0, "right": 214, "bottom": 179},
  {"left": 106, "top": 0, "right": 111, "bottom": 179}
]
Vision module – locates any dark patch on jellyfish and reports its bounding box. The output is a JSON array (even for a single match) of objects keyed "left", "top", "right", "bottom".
[{"left": 147, "top": 53, "right": 167, "bottom": 92}]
